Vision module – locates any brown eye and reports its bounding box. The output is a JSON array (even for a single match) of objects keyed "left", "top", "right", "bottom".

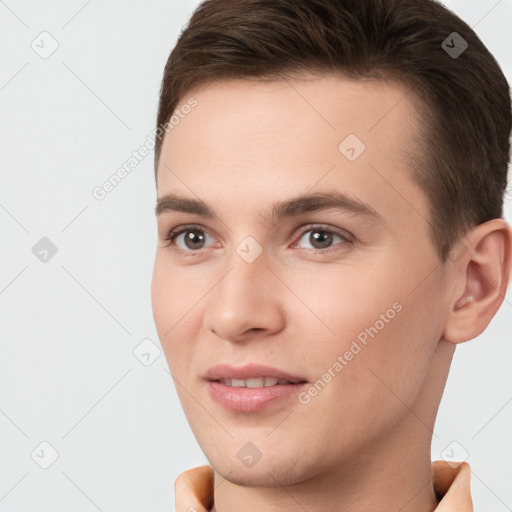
[
  {"left": 310, "top": 230, "right": 334, "bottom": 249},
  {"left": 295, "top": 226, "right": 350, "bottom": 251},
  {"left": 183, "top": 229, "right": 206, "bottom": 250},
  {"left": 164, "top": 227, "right": 214, "bottom": 251}
]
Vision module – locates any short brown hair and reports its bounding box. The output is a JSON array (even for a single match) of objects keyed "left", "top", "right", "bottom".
[{"left": 155, "top": 0, "right": 511, "bottom": 262}]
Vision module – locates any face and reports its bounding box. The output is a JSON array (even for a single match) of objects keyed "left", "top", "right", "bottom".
[{"left": 151, "top": 74, "right": 453, "bottom": 486}]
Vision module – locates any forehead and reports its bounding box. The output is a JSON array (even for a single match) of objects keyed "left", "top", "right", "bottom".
[{"left": 156, "top": 73, "right": 430, "bottom": 234}]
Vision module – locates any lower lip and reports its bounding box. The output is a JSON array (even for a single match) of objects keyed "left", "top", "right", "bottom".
[{"left": 207, "top": 381, "right": 307, "bottom": 412}]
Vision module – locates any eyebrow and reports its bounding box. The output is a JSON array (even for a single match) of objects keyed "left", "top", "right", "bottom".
[{"left": 155, "top": 191, "right": 385, "bottom": 224}]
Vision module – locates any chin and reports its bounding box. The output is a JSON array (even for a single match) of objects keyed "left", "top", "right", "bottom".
[{"left": 205, "top": 446, "right": 320, "bottom": 488}]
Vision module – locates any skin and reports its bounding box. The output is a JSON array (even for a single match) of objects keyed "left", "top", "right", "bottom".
[{"left": 151, "top": 73, "right": 511, "bottom": 512}]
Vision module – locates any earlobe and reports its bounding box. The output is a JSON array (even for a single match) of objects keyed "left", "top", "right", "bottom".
[{"left": 442, "top": 219, "right": 511, "bottom": 345}]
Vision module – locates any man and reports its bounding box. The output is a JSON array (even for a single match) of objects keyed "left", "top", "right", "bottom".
[{"left": 151, "top": 0, "right": 511, "bottom": 510}]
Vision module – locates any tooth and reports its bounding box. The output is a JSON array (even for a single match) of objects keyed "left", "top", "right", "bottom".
[
  {"left": 246, "top": 377, "right": 265, "bottom": 388},
  {"left": 264, "top": 377, "right": 279, "bottom": 386},
  {"left": 219, "top": 377, "right": 290, "bottom": 387}
]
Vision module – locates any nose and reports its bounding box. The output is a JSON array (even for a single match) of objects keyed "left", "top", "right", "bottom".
[{"left": 203, "top": 246, "right": 285, "bottom": 343}]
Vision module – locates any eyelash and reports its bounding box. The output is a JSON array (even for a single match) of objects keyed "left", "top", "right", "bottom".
[{"left": 161, "top": 224, "right": 354, "bottom": 256}]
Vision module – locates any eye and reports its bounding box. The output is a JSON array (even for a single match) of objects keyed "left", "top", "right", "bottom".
[
  {"left": 293, "top": 225, "right": 352, "bottom": 251},
  {"left": 161, "top": 223, "right": 353, "bottom": 256},
  {"left": 162, "top": 226, "right": 216, "bottom": 252}
]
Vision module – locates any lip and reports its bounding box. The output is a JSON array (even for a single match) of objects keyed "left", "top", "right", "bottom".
[
  {"left": 204, "top": 363, "right": 307, "bottom": 383},
  {"left": 204, "top": 363, "right": 308, "bottom": 413}
]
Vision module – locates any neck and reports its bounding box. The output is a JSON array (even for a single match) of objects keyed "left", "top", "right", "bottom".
[{"left": 211, "top": 425, "right": 438, "bottom": 512}]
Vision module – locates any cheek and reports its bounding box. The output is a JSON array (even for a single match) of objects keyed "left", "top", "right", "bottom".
[
  {"left": 151, "top": 258, "right": 172, "bottom": 340},
  {"left": 292, "top": 302, "right": 435, "bottom": 456},
  {"left": 290, "top": 262, "right": 440, "bottom": 408},
  {"left": 151, "top": 256, "right": 196, "bottom": 372},
  {"left": 283, "top": 262, "right": 402, "bottom": 346},
  {"left": 151, "top": 254, "right": 202, "bottom": 330}
]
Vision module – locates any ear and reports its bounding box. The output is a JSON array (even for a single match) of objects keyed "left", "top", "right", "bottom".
[{"left": 442, "top": 218, "right": 512, "bottom": 344}]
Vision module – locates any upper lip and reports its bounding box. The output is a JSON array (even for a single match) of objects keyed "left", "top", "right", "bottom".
[{"left": 204, "top": 363, "right": 307, "bottom": 383}]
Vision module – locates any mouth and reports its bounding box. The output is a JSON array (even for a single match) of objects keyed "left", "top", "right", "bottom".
[
  {"left": 204, "top": 364, "right": 308, "bottom": 412},
  {"left": 216, "top": 377, "right": 305, "bottom": 387}
]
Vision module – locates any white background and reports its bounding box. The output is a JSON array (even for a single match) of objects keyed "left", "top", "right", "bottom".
[{"left": 1, "top": 0, "right": 511, "bottom": 510}]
